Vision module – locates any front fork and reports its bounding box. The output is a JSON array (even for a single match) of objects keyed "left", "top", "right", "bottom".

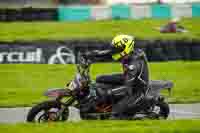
[{"left": 54, "top": 96, "right": 77, "bottom": 120}]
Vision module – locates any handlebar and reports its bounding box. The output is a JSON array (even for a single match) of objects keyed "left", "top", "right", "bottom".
[
  {"left": 76, "top": 49, "right": 111, "bottom": 67},
  {"left": 77, "top": 52, "right": 91, "bottom": 66}
]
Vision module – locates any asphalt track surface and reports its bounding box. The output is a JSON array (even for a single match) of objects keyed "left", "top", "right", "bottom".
[{"left": 0, "top": 103, "right": 200, "bottom": 123}]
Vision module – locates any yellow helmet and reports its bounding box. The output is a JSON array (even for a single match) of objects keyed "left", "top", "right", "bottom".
[{"left": 111, "top": 35, "right": 135, "bottom": 60}]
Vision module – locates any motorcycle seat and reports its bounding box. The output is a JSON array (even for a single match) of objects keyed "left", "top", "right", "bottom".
[
  {"left": 95, "top": 83, "right": 127, "bottom": 98},
  {"left": 96, "top": 83, "right": 115, "bottom": 91},
  {"left": 96, "top": 74, "right": 125, "bottom": 86}
]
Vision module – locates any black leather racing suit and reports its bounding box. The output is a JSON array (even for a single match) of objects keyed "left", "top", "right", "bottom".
[
  {"left": 95, "top": 49, "right": 149, "bottom": 117},
  {"left": 114, "top": 49, "right": 149, "bottom": 117}
]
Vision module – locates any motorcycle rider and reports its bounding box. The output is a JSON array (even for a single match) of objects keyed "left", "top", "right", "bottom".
[{"left": 92, "top": 34, "right": 149, "bottom": 119}]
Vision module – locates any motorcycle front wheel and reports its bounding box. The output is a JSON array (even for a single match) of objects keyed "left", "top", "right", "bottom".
[{"left": 27, "top": 100, "right": 68, "bottom": 123}]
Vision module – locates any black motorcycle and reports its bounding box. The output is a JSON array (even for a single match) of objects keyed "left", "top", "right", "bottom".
[{"left": 27, "top": 52, "right": 173, "bottom": 122}]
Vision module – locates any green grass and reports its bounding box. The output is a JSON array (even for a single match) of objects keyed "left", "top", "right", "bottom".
[
  {"left": 0, "top": 120, "right": 200, "bottom": 133},
  {"left": 0, "top": 61, "right": 200, "bottom": 107},
  {"left": 0, "top": 18, "right": 200, "bottom": 41}
]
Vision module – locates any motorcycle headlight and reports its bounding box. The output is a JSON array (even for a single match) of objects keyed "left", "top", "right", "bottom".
[{"left": 68, "top": 81, "right": 77, "bottom": 91}]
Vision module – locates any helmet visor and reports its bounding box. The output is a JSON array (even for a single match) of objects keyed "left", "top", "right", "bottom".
[
  {"left": 110, "top": 45, "right": 124, "bottom": 55},
  {"left": 109, "top": 45, "right": 124, "bottom": 61}
]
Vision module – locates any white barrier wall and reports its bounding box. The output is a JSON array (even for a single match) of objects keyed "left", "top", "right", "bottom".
[
  {"left": 161, "top": 0, "right": 200, "bottom": 3},
  {"left": 130, "top": 5, "right": 151, "bottom": 19},
  {"left": 104, "top": 0, "right": 157, "bottom": 5},
  {"left": 104, "top": 0, "right": 200, "bottom": 5},
  {"left": 91, "top": 6, "right": 111, "bottom": 20},
  {"left": 58, "top": 4, "right": 200, "bottom": 21},
  {"left": 171, "top": 4, "right": 192, "bottom": 18}
]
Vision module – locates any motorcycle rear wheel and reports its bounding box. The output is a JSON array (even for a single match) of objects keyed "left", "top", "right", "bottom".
[
  {"left": 152, "top": 101, "right": 170, "bottom": 119},
  {"left": 134, "top": 100, "right": 170, "bottom": 120}
]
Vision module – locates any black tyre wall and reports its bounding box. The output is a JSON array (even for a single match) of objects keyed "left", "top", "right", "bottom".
[
  {"left": 0, "top": 39, "right": 200, "bottom": 63},
  {"left": 0, "top": 8, "right": 57, "bottom": 21}
]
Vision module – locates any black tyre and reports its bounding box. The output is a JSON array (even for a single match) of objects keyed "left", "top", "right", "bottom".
[
  {"left": 27, "top": 100, "right": 64, "bottom": 122},
  {"left": 154, "top": 101, "right": 170, "bottom": 119}
]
